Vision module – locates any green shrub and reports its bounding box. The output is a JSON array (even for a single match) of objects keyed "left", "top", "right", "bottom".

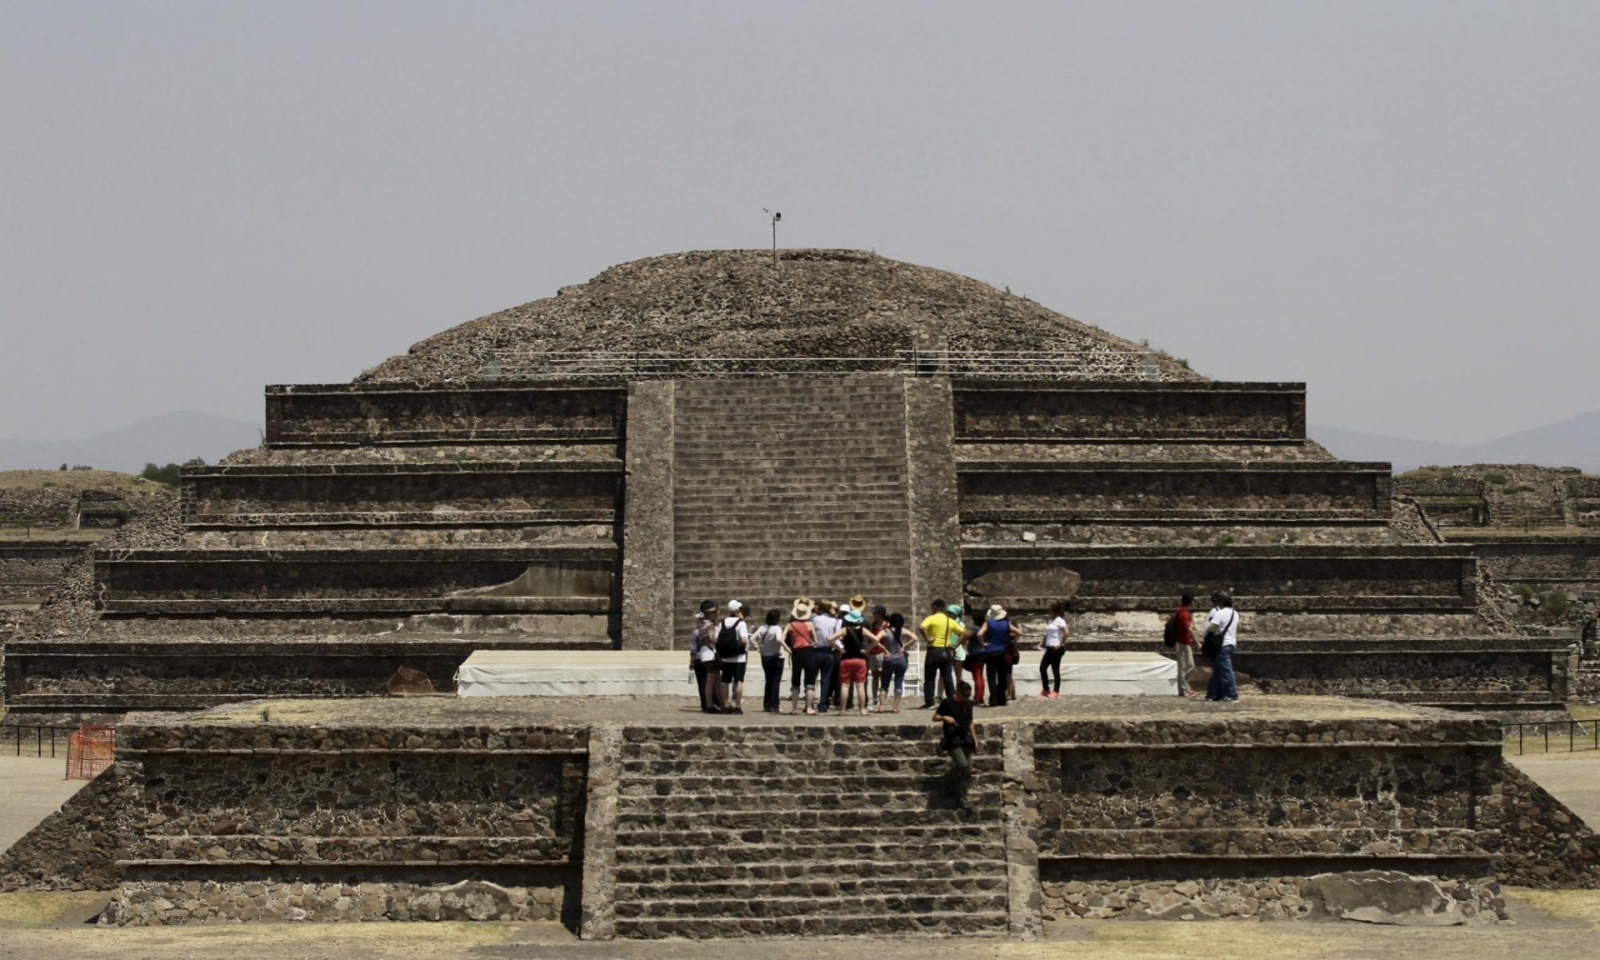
[
  {"left": 139, "top": 458, "right": 206, "bottom": 487},
  {"left": 1542, "top": 592, "right": 1571, "bottom": 617},
  {"left": 1482, "top": 472, "right": 1508, "bottom": 485},
  {"left": 1510, "top": 584, "right": 1537, "bottom": 601}
]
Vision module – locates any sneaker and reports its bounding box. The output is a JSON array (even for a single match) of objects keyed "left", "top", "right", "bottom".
[{"left": 1048, "top": 691, "right": 1060, "bottom": 698}]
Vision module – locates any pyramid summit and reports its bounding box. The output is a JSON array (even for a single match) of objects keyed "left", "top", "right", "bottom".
[{"left": 360, "top": 249, "right": 1201, "bottom": 382}]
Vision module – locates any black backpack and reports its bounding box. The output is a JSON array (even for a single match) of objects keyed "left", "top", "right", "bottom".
[
  {"left": 1162, "top": 614, "right": 1184, "bottom": 648},
  {"left": 715, "top": 620, "right": 743, "bottom": 659}
]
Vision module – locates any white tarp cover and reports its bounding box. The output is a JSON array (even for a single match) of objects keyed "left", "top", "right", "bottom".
[{"left": 456, "top": 649, "right": 1176, "bottom": 698}]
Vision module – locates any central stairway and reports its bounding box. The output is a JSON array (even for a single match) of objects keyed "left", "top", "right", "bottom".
[
  {"left": 611, "top": 725, "right": 1009, "bottom": 938},
  {"left": 672, "top": 375, "right": 914, "bottom": 626}
]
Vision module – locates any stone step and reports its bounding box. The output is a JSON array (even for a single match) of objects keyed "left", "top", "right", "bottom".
[
  {"left": 614, "top": 874, "right": 1007, "bottom": 903},
  {"left": 615, "top": 838, "right": 1003, "bottom": 867},
  {"left": 619, "top": 739, "right": 974, "bottom": 760},
  {"left": 618, "top": 725, "right": 1004, "bottom": 745},
  {"left": 613, "top": 824, "right": 1004, "bottom": 851},
  {"left": 619, "top": 756, "right": 1004, "bottom": 777},
  {"left": 614, "top": 857, "right": 1008, "bottom": 886},
  {"left": 616, "top": 789, "right": 1002, "bottom": 815},
  {"left": 619, "top": 773, "right": 1001, "bottom": 797},
  {"left": 611, "top": 909, "right": 1009, "bottom": 939},
  {"left": 616, "top": 807, "right": 999, "bottom": 831},
  {"left": 614, "top": 891, "right": 1008, "bottom": 920}
]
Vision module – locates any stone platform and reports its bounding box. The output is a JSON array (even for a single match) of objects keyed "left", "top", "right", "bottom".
[
  {"left": 7, "top": 694, "right": 1599, "bottom": 937},
  {"left": 454, "top": 650, "right": 1177, "bottom": 698}
]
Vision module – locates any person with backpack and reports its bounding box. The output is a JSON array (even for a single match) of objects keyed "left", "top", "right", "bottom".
[
  {"left": 785, "top": 598, "right": 819, "bottom": 715},
  {"left": 1203, "top": 591, "right": 1240, "bottom": 702},
  {"left": 1038, "top": 600, "right": 1068, "bottom": 698},
  {"left": 715, "top": 600, "right": 750, "bottom": 714},
  {"left": 839, "top": 609, "right": 871, "bottom": 717},
  {"left": 755, "top": 607, "right": 787, "bottom": 714},
  {"left": 1163, "top": 592, "right": 1197, "bottom": 698},
  {"left": 690, "top": 599, "right": 720, "bottom": 713},
  {"left": 976, "top": 604, "right": 1013, "bottom": 707},
  {"left": 876, "top": 612, "right": 910, "bottom": 713}
]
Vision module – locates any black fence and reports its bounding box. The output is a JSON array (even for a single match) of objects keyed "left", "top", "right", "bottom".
[
  {"left": 1505, "top": 719, "right": 1600, "bottom": 755},
  {"left": 3, "top": 724, "right": 76, "bottom": 758}
]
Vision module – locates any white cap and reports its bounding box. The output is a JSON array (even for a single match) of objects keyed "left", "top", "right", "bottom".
[
  {"left": 727, "top": 600, "right": 743, "bottom": 613},
  {"left": 839, "top": 603, "right": 853, "bottom": 615}
]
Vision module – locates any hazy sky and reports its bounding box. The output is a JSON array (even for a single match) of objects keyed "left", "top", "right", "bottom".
[{"left": 3, "top": 1, "right": 1597, "bottom": 445}]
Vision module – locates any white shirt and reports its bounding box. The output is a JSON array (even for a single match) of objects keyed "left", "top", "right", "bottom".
[
  {"left": 719, "top": 617, "right": 751, "bottom": 663},
  {"left": 1206, "top": 607, "right": 1240, "bottom": 648},
  {"left": 812, "top": 613, "right": 841, "bottom": 652},
  {"left": 1044, "top": 617, "right": 1067, "bottom": 649}
]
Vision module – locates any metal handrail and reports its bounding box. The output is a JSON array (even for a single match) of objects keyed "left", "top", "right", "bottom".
[
  {"left": 4, "top": 724, "right": 78, "bottom": 758},
  {"left": 1506, "top": 719, "right": 1600, "bottom": 755}
]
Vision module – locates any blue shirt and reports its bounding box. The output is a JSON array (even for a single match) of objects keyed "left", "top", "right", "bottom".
[{"left": 983, "top": 619, "right": 1011, "bottom": 655}]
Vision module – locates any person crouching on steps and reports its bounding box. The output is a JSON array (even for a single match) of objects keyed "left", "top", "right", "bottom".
[
  {"left": 934, "top": 680, "right": 978, "bottom": 813},
  {"left": 715, "top": 600, "right": 750, "bottom": 714}
]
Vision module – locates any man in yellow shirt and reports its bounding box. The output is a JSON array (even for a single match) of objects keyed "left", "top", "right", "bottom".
[{"left": 919, "top": 598, "right": 963, "bottom": 709}]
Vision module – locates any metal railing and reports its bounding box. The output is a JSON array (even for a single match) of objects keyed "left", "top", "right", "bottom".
[
  {"left": 1506, "top": 719, "right": 1600, "bottom": 755},
  {"left": 481, "top": 349, "right": 1167, "bottom": 381},
  {"left": 3, "top": 724, "right": 77, "bottom": 758}
]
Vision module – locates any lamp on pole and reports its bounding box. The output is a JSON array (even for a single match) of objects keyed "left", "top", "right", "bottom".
[{"left": 763, "top": 209, "right": 781, "bottom": 266}]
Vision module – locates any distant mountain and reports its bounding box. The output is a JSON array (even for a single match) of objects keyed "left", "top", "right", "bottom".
[
  {"left": 1311, "top": 411, "right": 1600, "bottom": 473},
  {"left": 0, "top": 412, "right": 262, "bottom": 473}
]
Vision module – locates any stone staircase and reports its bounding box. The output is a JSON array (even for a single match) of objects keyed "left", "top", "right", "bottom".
[
  {"left": 611, "top": 725, "right": 1009, "bottom": 938},
  {"left": 673, "top": 377, "right": 914, "bottom": 625}
]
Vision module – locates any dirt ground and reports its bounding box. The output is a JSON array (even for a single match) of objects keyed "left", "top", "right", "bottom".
[{"left": 1, "top": 889, "right": 1599, "bottom": 960}]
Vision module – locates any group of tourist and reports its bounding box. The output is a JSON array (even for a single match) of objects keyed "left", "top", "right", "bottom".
[
  {"left": 690, "top": 588, "right": 1244, "bottom": 714},
  {"left": 686, "top": 595, "right": 1070, "bottom": 715}
]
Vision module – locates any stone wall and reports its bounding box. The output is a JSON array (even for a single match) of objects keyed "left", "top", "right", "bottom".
[
  {"left": 93, "top": 545, "right": 617, "bottom": 615},
  {"left": 958, "top": 462, "right": 1390, "bottom": 523},
  {"left": 1232, "top": 638, "right": 1568, "bottom": 708},
  {"left": 954, "top": 382, "right": 1306, "bottom": 442},
  {"left": 182, "top": 463, "right": 622, "bottom": 528},
  {"left": 619, "top": 382, "right": 675, "bottom": 650},
  {"left": 265, "top": 383, "right": 625, "bottom": 447},
  {"left": 94, "top": 712, "right": 592, "bottom": 925},
  {"left": 962, "top": 545, "right": 1478, "bottom": 614}
]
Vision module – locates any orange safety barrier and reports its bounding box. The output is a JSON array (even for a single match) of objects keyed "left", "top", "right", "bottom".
[{"left": 65, "top": 724, "right": 115, "bottom": 780}]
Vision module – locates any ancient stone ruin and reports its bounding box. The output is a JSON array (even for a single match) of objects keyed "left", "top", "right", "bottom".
[
  {"left": 3, "top": 249, "right": 1596, "bottom": 939},
  {"left": 1, "top": 250, "right": 1567, "bottom": 715}
]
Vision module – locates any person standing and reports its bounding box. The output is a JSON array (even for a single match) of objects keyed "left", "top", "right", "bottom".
[
  {"left": 715, "top": 600, "right": 750, "bottom": 714},
  {"left": 1167, "top": 592, "right": 1197, "bottom": 698},
  {"left": 1038, "top": 600, "right": 1068, "bottom": 698},
  {"left": 839, "top": 609, "right": 870, "bottom": 717},
  {"left": 877, "top": 612, "right": 910, "bottom": 713},
  {"left": 977, "top": 604, "right": 1012, "bottom": 707},
  {"left": 785, "top": 598, "right": 819, "bottom": 714},
  {"left": 1203, "top": 591, "right": 1240, "bottom": 702},
  {"left": 919, "top": 598, "right": 960, "bottom": 709},
  {"left": 933, "top": 680, "right": 978, "bottom": 813},
  {"left": 811, "top": 600, "right": 842, "bottom": 716},
  {"left": 951, "top": 603, "right": 984, "bottom": 705},
  {"left": 755, "top": 607, "right": 786, "bottom": 714},
  {"left": 864, "top": 601, "right": 886, "bottom": 709},
  {"left": 690, "top": 599, "right": 719, "bottom": 713}
]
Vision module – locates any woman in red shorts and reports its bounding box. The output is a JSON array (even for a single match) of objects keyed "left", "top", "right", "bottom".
[{"left": 838, "top": 609, "right": 870, "bottom": 717}]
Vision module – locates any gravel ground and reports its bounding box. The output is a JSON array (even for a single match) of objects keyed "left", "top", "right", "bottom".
[{"left": 1, "top": 890, "right": 1599, "bottom": 960}]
